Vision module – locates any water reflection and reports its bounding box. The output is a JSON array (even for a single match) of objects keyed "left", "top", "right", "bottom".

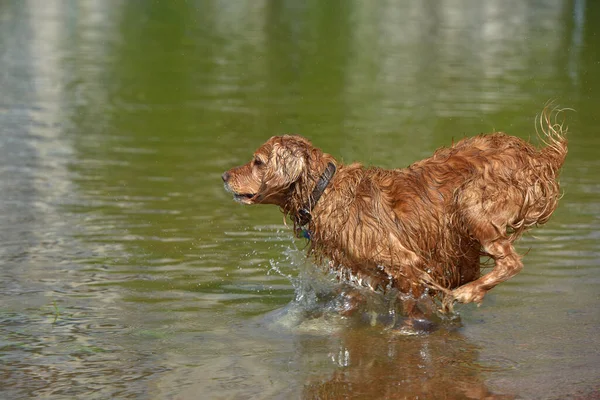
[{"left": 302, "top": 330, "right": 514, "bottom": 399}]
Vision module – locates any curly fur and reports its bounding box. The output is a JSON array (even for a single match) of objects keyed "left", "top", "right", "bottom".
[{"left": 223, "top": 107, "right": 568, "bottom": 311}]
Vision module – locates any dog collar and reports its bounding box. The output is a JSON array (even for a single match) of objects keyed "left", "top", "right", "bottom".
[{"left": 295, "top": 162, "right": 336, "bottom": 228}]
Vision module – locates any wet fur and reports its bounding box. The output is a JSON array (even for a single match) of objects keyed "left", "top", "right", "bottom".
[{"left": 223, "top": 108, "right": 568, "bottom": 311}]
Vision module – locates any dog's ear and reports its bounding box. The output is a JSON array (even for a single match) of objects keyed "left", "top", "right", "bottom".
[{"left": 259, "top": 137, "right": 307, "bottom": 196}]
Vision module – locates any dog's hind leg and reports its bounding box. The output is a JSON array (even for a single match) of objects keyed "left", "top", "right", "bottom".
[
  {"left": 452, "top": 239, "right": 523, "bottom": 304},
  {"left": 451, "top": 185, "right": 525, "bottom": 304}
]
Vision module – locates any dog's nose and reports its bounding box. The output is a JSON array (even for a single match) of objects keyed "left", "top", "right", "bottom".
[{"left": 222, "top": 171, "right": 230, "bottom": 182}]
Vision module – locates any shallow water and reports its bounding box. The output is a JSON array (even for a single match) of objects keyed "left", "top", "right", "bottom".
[{"left": 1, "top": 1, "right": 599, "bottom": 399}]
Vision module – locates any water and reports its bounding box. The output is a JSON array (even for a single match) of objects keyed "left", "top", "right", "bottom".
[{"left": 1, "top": 1, "right": 599, "bottom": 399}]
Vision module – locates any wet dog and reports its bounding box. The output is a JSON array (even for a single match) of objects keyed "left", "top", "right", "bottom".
[{"left": 223, "top": 108, "right": 567, "bottom": 314}]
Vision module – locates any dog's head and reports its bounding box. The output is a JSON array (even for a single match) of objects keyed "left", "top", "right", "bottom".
[{"left": 222, "top": 135, "right": 322, "bottom": 207}]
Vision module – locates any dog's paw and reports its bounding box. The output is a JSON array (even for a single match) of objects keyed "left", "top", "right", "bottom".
[{"left": 451, "top": 284, "right": 487, "bottom": 305}]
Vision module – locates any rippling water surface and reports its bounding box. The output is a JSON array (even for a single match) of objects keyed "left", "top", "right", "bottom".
[{"left": 1, "top": 1, "right": 599, "bottom": 399}]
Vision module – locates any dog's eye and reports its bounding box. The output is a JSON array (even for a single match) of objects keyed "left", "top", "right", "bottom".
[{"left": 253, "top": 158, "right": 264, "bottom": 167}]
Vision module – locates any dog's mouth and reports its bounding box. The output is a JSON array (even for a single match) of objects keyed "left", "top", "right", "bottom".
[
  {"left": 223, "top": 182, "right": 258, "bottom": 204},
  {"left": 233, "top": 192, "right": 256, "bottom": 204}
]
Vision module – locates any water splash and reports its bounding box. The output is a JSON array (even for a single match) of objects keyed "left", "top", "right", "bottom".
[{"left": 263, "top": 244, "right": 455, "bottom": 335}]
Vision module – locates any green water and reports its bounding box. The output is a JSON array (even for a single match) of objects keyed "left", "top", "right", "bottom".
[{"left": 1, "top": 1, "right": 599, "bottom": 399}]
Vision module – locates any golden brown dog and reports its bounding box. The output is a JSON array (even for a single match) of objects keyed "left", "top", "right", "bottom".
[{"left": 222, "top": 109, "right": 567, "bottom": 313}]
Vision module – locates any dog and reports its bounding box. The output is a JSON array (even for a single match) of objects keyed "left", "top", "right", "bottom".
[{"left": 222, "top": 108, "right": 567, "bottom": 314}]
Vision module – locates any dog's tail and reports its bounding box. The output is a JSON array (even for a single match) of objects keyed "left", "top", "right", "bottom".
[
  {"left": 536, "top": 104, "right": 569, "bottom": 172},
  {"left": 508, "top": 105, "right": 569, "bottom": 237}
]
